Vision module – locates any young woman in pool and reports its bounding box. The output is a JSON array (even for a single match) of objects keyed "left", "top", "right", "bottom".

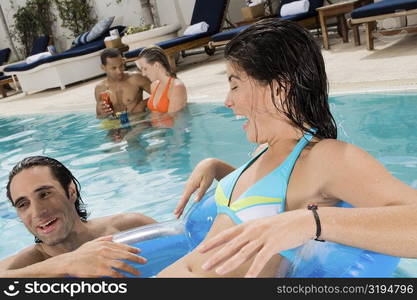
[
  {"left": 158, "top": 18, "right": 417, "bottom": 277},
  {"left": 135, "top": 46, "right": 187, "bottom": 114}
]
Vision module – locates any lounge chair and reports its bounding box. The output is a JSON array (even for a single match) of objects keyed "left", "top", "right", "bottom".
[
  {"left": 350, "top": 0, "right": 417, "bottom": 50},
  {"left": 0, "top": 48, "right": 11, "bottom": 67},
  {"left": 3, "top": 26, "right": 125, "bottom": 94},
  {"left": 123, "top": 0, "right": 230, "bottom": 70},
  {"left": 29, "top": 35, "right": 50, "bottom": 56},
  {"left": 0, "top": 36, "right": 50, "bottom": 97},
  {"left": 207, "top": 0, "right": 326, "bottom": 52},
  {"left": 0, "top": 47, "right": 13, "bottom": 98}
]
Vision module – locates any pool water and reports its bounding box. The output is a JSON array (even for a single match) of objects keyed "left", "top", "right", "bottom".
[{"left": 0, "top": 94, "right": 416, "bottom": 277}]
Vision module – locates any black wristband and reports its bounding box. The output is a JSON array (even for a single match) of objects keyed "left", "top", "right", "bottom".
[{"left": 307, "top": 204, "right": 325, "bottom": 242}]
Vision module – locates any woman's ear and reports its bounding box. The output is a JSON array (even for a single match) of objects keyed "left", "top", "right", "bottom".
[
  {"left": 271, "top": 80, "right": 288, "bottom": 100},
  {"left": 271, "top": 80, "right": 281, "bottom": 97}
]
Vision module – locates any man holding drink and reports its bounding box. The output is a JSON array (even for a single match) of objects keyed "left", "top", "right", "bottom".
[{"left": 95, "top": 48, "right": 151, "bottom": 119}]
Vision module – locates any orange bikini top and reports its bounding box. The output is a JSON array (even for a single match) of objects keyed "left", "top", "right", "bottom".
[{"left": 147, "top": 77, "right": 172, "bottom": 113}]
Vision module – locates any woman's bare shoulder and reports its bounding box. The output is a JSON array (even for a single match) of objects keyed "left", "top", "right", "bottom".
[{"left": 310, "top": 139, "right": 370, "bottom": 163}]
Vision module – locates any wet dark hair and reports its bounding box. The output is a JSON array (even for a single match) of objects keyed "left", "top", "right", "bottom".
[
  {"left": 100, "top": 48, "right": 122, "bottom": 65},
  {"left": 138, "top": 45, "right": 177, "bottom": 78},
  {"left": 6, "top": 156, "right": 88, "bottom": 243},
  {"left": 225, "top": 18, "right": 337, "bottom": 139}
]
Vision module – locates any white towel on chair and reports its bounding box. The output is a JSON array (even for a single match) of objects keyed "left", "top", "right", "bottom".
[
  {"left": 182, "top": 21, "right": 209, "bottom": 36},
  {"left": 280, "top": 0, "right": 310, "bottom": 17},
  {"left": 25, "top": 52, "right": 52, "bottom": 64}
]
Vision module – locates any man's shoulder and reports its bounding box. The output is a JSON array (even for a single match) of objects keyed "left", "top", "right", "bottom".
[
  {"left": 95, "top": 80, "right": 107, "bottom": 91},
  {"left": 126, "top": 71, "right": 147, "bottom": 81},
  {"left": 0, "top": 244, "right": 47, "bottom": 270}
]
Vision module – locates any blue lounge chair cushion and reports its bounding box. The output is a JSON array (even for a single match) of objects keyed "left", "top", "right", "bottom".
[
  {"left": 190, "top": 0, "right": 228, "bottom": 35},
  {"left": 211, "top": 25, "right": 251, "bottom": 42},
  {"left": 0, "top": 48, "right": 11, "bottom": 66},
  {"left": 30, "top": 35, "right": 50, "bottom": 56},
  {"left": 123, "top": 0, "right": 228, "bottom": 60},
  {"left": 280, "top": 9, "right": 318, "bottom": 21},
  {"left": 123, "top": 47, "right": 144, "bottom": 60},
  {"left": 209, "top": 0, "right": 323, "bottom": 44},
  {"left": 124, "top": 31, "right": 214, "bottom": 60},
  {"left": 4, "top": 40, "right": 105, "bottom": 72},
  {"left": 4, "top": 25, "right": 126, "bottom": 73},
  {"left": 277, "top": 0, "right": 323, "bottom": 19},
  {"left": 351, "top": 0, "right": 417, "bottom": 19},
  {"left": 157, "top": 32, "right": 210, "bottom": 48}
]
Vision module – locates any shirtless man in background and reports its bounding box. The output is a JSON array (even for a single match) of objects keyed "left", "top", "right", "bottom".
[{"left": 95, "top": 48, "right": 151, "bottom": 118}]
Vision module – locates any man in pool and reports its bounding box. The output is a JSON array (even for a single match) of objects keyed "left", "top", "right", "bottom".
[
  {"left": 0, "top": 156, "right": 156, "bottom": 277},
  {"left": 95, "top": 48, "right": 152, "bottom": 118}
]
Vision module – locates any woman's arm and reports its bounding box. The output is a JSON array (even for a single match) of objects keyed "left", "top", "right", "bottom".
[
  {"left": 316, "top": 140, "right": 417, "bottom": 254},
  {"left": 167, "top": 80, "right": 187, "bottom": 113},
  {"left": 174, "top": 158, "right": 236, "bottom": 218}
]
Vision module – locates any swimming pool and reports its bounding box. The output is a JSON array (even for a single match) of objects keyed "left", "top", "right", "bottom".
[{"left": 0, "top": 93, "right": 416, "bottom": 277}]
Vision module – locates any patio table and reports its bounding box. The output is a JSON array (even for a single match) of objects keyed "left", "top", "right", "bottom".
[{"left": 317, "top": 0, "right": 373, "bottom": 49}]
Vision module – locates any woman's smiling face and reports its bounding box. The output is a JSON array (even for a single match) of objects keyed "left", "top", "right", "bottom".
[{"left": 224, "top": 62, "right": 290, "bottom": 144}]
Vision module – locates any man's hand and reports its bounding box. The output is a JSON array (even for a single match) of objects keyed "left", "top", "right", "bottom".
[
  {"left": 95, "top": 84, "right": 114, "bottom": 119},
  {"left": 60, "top": 236, "right": 146, "bottom": 277},
  {"left": 100, "top": 101, "right": 114, "bottom": 117}
]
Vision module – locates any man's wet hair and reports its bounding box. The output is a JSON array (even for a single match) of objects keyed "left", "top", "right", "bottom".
[
  {"left": 100, "top": 48, "right": 122, "bottom": 65},
  {"left": 225, "top": 18, "right": 337, "bottom": 140},
  {"left": 6, "top": 156, "right": 89, "bottom": 243}
]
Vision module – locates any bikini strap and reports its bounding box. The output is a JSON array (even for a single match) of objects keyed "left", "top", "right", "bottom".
[
  {"left": 279, "top": 130, "right": 316, "bottom": 210},
  {"left": 280, "top": 130, "right": 315, "bottom": 175},
  {"left": 163, "top": 77, "right": 173, "bottom": 95}
]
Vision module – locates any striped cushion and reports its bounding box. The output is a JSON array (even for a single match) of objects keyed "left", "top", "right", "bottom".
[
  {"left": 73, "top": 32, "right": 89, "bottom": 47},
  {"left": 86, "top": 16, "right": 115, "bottom": 42}
]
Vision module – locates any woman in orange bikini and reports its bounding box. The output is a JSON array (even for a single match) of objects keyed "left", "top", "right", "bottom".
[{"left": 135, "top": 46, "right": 187, "bottom": 116}]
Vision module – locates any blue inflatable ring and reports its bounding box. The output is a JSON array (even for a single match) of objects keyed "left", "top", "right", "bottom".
[{"left": 112, "top": 190, "right": 400, "bottom": 278}]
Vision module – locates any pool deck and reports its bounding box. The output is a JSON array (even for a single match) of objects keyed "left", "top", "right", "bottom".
[{"left": 1, "top": 31, "right": 417, "bottom": 116}]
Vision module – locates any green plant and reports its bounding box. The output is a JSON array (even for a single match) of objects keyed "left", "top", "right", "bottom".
[
  {"left": 115, "top": 0, "right": 160, "bottom": 27},
  {"left": 10, "top": 0, "right": 55, "bottom": 57},
  {"left": 54, "top": 0, "right": 97, "bottom": 38},
  {"left": 125, "top": 24, "right": 156, "bottom": 35}
]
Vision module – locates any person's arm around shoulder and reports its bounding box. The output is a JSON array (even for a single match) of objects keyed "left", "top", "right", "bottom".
[
  {"left": 132, "top": 72, "right": 152, "bottom": 95},
  {"left": 167, "top": 79, "right": 187, "bottom": 113}
]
